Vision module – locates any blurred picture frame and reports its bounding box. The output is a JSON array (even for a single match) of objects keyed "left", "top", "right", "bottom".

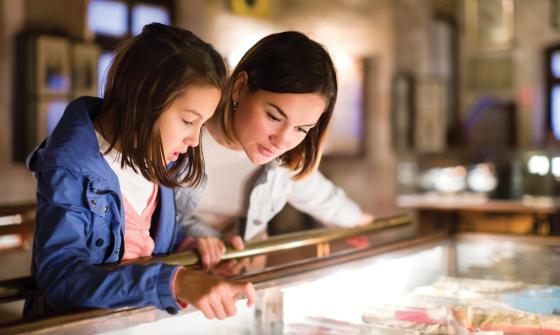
[
  {"left": 71, "top": 42, "right": 100, "bottom": 97},
  {"left": 34, "top": 35, "right": 71, "bottom": 96},
  {"left": 414, "top": 77, "right": 447, "bottom": 153},
  {"left": 465, "top": 0, "right": 514, "bottom": 50}
]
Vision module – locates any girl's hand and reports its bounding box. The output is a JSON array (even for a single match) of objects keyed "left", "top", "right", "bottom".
[
  {"left": 195, "top": 237, "right": 226, "bottom": 269},
  {"left": 174, "top": 268, "right": 256, "bottom": 320}
]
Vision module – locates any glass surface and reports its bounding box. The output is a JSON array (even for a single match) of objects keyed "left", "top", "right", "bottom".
[
  {"left": 456, "top": 237, "right": 560, "bottom": 285},
  {"left": 102, "top": 236, "right": 559, "bottom": 335},
  {"left": 4, "top": 232, "right": 559, "bottom": 334},
  {"left": 88, "top": 0, "right": 128, "bottom": 37}
]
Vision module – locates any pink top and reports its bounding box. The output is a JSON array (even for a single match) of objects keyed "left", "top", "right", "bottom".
[
  {"left": 121, "top": 185, "right": 188, "bottom": 308},
  {"left": 122, "top": 185, "right": 158, "bottom": 260}
]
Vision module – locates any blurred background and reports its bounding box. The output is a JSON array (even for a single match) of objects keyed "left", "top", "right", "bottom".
[{"left": 1, "top": 0, "right": 560, "bottom": 248}]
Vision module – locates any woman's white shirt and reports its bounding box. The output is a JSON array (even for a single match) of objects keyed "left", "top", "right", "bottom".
[{"left": 194, "top": 130, "right": 261, "bottom": 233}]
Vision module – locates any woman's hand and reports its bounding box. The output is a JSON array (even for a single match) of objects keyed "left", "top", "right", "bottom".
[
  {"left": 194, "top": 237, "right": 226, "bottom": 269},
  {"left": 211, "top": 235, "right": 267, "bottom": 277},
  {"left": 174, "top": 267, "right": 256, "bottom": 320},
  {"left": 225, "top": 235, "right": 245, "bottom": 251},
  {"left": 211, "top": 255, "right": 267, "bottom": 277},
  {"left": 355, "top": 213, "right": 374, "bottom": 226}
]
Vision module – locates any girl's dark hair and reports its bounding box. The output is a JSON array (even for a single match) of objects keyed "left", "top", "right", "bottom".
[
  {"left": 101, "top": 23, "right": 226, "bottom": 188},
  {"left": 216, "top": 31, "right": 337, "bottom": 179}
]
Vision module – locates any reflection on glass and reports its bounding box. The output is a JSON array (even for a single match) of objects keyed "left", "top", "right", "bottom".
[
  {"left": 552, "top": 51, "right": 560, "bottom": 78},
  {"left": 88, "top": 0, "right": 128, "bottom": 37},
  {"left": 131, "top": 4, "right": 170, "bottom": 36},
  {"left": 98, "top": 52, "right": 114, "bottom": 97},
  {"left": 282, "top": 247, "right": 443, "bottom": 324}
]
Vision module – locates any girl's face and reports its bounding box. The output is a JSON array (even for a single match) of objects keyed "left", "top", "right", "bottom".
[
  {"left": 159, "top": 85, "right": 221, "bottom": 163},
  {"left": 232, "top": 74, "right": 325, "bottom": 165}
]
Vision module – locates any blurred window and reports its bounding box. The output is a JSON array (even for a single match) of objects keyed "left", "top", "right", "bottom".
[
  {"left": 97, "top": 51, "right": 115, "bottom": 97},
  {"left": 546, "top": 44, "right": 560, "bottom": 141},
  {"left": 88, "top": 1, "right": 128, "bottom": 37},
  {"left": 131, "top": 4, "right": 171, "bottom": 36},
  {"left": 87, "top": 0, "right": 173, "bottom": 96},
  {"left": 552, "top": 51, "right": 560, "bottom": 78}
]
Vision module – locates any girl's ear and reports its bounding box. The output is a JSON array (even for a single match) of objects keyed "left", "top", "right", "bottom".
[{"left": 232, "top": 71, "right": 249, "bottom": 102}]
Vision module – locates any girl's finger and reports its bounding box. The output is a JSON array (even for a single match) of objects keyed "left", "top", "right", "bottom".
[
  {"left": 198, "top": 300, "right": 215, "bottom": 320},
  {"left": 209, "top": 295, "right": 227, "bottom": 320}
]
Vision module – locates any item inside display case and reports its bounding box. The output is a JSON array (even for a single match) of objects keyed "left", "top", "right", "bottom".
[{"left": 362, "top": 277, "right": 560, "bottom": 335}]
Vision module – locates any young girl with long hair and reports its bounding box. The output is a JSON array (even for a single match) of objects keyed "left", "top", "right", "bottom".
[{"left": 25, "top": 23, "right": 254, "bottom": 321}]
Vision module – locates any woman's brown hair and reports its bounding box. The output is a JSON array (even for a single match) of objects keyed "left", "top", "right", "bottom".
[
  {"left": 101, "top": 23, "right": 226, "bottom": 188},
  {"left": 216, "top": 31, "right": 337, "bottom": 180}
]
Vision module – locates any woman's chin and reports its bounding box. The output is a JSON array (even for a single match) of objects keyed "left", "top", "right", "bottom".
[{"left": 247, "top": 152, "right": 275, "bottom": 165}]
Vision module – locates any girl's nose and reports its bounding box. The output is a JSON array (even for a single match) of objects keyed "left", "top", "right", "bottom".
[{"left": 184, "top": 131, "right": 200, "bottom": 148}]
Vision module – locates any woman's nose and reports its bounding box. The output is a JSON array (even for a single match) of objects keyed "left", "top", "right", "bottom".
[{"left": 270, "top": 127, "right": 291, "bottom": 150}]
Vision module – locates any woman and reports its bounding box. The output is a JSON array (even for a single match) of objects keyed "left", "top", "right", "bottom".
[{"left": 175, "top": 31, "right": 373, "bottom": 268}]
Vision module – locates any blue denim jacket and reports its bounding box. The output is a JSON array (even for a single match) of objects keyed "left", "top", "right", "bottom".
[
  {"left": 175, "top": 160, "right": 363, "bottom": 241},
  {"left": 25, "top": 97, "right": 186, "bottom": 317}
]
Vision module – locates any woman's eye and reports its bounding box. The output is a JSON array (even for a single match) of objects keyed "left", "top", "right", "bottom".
[
  {"left": 266, "top": 112, "right": 281, "bottom": 122},
  {"left": 182, "top": 120, "right": 194, "bottom": 126},
  {"left": 297, "top": 127, "right": 309, "bottom": 134}
]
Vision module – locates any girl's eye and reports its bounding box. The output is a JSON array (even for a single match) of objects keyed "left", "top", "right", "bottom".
[{"left": 266, "top": 112, "right": 281, "bottom": 122}]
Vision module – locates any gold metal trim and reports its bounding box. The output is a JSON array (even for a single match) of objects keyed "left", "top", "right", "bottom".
[{"left": 0, "top": 214, "right": 412, "bottom": 303}]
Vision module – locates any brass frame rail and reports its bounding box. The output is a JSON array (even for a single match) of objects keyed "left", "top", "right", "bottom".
[
  {"left": 0, "top": 214, "right": 411, "bottom": 303},
  {"left": 0, "top": 214, "right": 431, "bottom": 335}
]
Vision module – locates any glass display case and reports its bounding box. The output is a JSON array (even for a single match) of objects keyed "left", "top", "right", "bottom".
[{"left": 1, "top": 215, "right": 559, "bottom": 335}]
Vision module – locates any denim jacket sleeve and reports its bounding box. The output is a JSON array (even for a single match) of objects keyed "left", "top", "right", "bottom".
[
  {"left": 287, "top": 169, "right": 363, "bottom": 227},
  {"left": 174, "top": 178, "right": 221, "bottom": 238},
  {"left": 34, "top": 168, "right": 181, "bottom": 312}
]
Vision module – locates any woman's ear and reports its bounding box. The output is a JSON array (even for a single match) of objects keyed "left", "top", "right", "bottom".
[{"left": 232, "top": 71, "right": 248, "bottom": 102}]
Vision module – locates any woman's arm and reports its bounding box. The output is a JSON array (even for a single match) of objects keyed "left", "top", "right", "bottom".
[{"left": 288, "top": 169, "right": 372, "bottom": 227}]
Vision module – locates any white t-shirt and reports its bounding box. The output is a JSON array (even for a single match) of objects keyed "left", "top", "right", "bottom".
[
  {"left": 194, "top": 130, "right": 261, "bottom": 233},
  {"left": 96, "top": 131, "right": 155, "bottom": 215}
]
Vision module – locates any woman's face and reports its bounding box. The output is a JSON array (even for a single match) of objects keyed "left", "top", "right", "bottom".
[
  {"left": 159, "top": 85, "right": 220, "bottom": 163},
  {"left": 232, "top": 74, "right": 325, "bottom": 165}
]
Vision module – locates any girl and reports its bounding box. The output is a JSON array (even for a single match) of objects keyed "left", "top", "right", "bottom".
[
  {"left": 175, "top": 31, "right": 373, "bottom": 268},
  {"left": 25, "top": 23, "right": 254, "bottom": 321}
]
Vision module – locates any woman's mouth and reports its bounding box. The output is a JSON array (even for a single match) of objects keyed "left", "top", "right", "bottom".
[{"left": 257, "top": 144, "right": 275, "bottom": 157}]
